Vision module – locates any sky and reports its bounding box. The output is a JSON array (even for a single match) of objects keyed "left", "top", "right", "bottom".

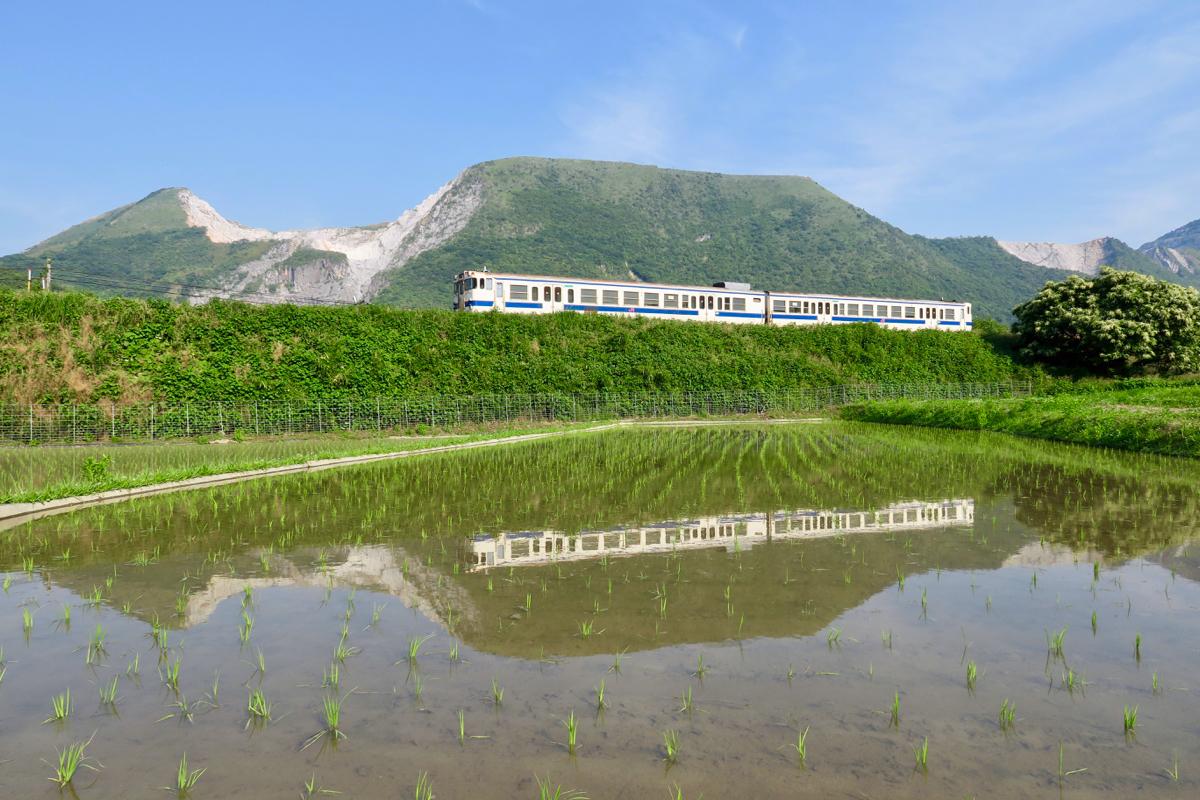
[{"left": 2, "top": 0, "right": 1198, "bottom": 254}]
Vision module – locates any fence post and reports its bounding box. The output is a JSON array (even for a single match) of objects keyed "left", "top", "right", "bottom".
[
  {"left": 28, "top": 402, "right": 33, "bottom": 444},
  {"left": 150, "top": 404, "right": 155, "bottom": 441},
  {"left": 375, "top": 397, "right": 381, "bottom": 431},
  {"left": 110, "top": 404, "right": 115, "bottom": 441},
  {"left": 185, "top": 403, "right": 191, "bottom": 438},
  {"left": 254, "top": 401, "right": 260, "bottom": 436}
]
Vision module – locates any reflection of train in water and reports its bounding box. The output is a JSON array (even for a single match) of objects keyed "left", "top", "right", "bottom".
[{"left": 467, "top": 499, "right": 974, "bottom": 571}]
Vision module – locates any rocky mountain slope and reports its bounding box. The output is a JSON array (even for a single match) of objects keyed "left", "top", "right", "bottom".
[
  {"left": 1139, "top": 218, "right": 1200, "bottom": 281},
  {"left": 997, "top": 234, "right": 1199, "bottom": 288},
  {"left": 9, "top": 156, "right": 1191, "bottom": 320}
]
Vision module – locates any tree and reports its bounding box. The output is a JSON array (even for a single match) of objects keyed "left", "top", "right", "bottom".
[{"left": 1013, "top": 267, "right": 1200, "bottom": 375}]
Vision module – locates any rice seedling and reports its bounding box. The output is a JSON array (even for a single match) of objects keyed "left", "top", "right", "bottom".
[
  {"left": 255, "top": 648, "right": 267, "bottom": 676},
  {"left": 22, "top": 607, "right": 33, "bottom": 634},
  {"left": 1123, "top": 705, "right": 1138, "bottom": 736},
  {"left": 692, "top": 654, "right": 708, "bottom": 679},
  {"left": 789, "top": 726, "right": 810, "bottom": 766},
  {"left": 1, "top": 575, "right": 9, "bottom": 593},
  {"left": 170, "top": 753, "right": 206, "bottom": 796},
  {"left": 535, "top": 774, "right": 587, "bottom": 799},
  {"left": 322, "top": 662, "right": 340, "bottom": 691},
  {"left": 1152, "top": 671, "right": 1161, "bottom": 695},
  {"left": 913, "top": 736, "right": 929, "bottom": 773},
  {"left": 491, "top": 678, "right": 504, "bottom": 706},
  {"left": 1134, "top": 633, "right": 1142, "bottom": 662},
  {"left": 998, "top": 699, "right": 1016, "bottom": 731},
  {"left": 239, "top": 610, "right": 254, "bottom": 644},
  {"left": 413, "top": 771, "right": 434, "bottom": 800},
  {"left": 405, "top": 633, "right": 434, "bottom": 663},
  {"left": 303, "top": 690, "right": 353, "bottom": 750},
  {"left": 662, "top": 728, "right": 680, "bottom": 763},
  {"left": 608, "top": 649, "right": 626, "bottom": 674},
  {"left": 59, "top": 603, "right": 71, "bottom": 629},
  {"left": 86, "top": 623, "right": 107, "bottom": 665},
  {"left": 562, "top": 710, "right": 579, "bottom": 755},
  {"left": 301, "top": 772, "right": 340, "bottom": 798},
  {"left": 896, "top": 567, "right": 905, "bottom": 591},
  {"left": 48, "top": 732, "right": 99, "bottom": 787},
  {"left": 1046, "top": 627, "right": 1067, "bottom": 659},
  {"left": 890, "top": 691, "right": 900, "bottom": 727},
  {"left": 826, "top": 627, "right": 841, "bottom": 647},
  {"left": 577, "top": 619, "right": 602, "bottom": 639},
  {"left": 881, "top": 629, "right": 893, "bottom": 649},
  {"left": 44, "top": 688, "right": 72, "bottom": 723},
  {"left": 458, "top": 708, "right": 465, "bottom": 744},
  {"left": 127, "top": 652, "right": 141, "bottom": 677},
  {"left": 246, "top": 688, "right": 273, "bottom": 728},
  {"left": 162, "top": 658, "right": 182, "bottom": 692},
  {"left": 1166, "top": 752, "right": 1180, "bottom": 781},
  {"left": 920, "top": 587, "right": 928, "bottom": 616},
  {"left": 965, "top": 661, "right": 978, "bottom": 691},
  {"left": 158, "top": 694, "right": 200, "bottom": 724},
  {"left": 98, "top": 675, "right": 120, "bottom": 707},
  {"left": 678, "top": 686, "right": 694, "bottom": 715},
  {"left": 1091, "top": 610, "right": 1098, "bottom": 635},
  {"left": 594, "top": 679, "right": 607, "bottom": 711}
]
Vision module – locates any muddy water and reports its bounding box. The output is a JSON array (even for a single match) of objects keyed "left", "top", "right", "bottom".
[{"left": 1, "top": 423, "right": 1199, "bottom": 798}]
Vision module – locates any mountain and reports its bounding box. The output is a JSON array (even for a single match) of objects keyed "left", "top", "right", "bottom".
[
  {"left": 1139, "top": 218, "right": 1200, "bottom": 281},
  {"left": 1, "top": 157, "right": 1087, "bottom": 319},
  {"left": 998, "top": 234, "right": 1200, "bottom": 289}
]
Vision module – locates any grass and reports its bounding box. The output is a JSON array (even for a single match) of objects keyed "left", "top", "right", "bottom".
[
  {"left": 303, "top": 690, "right": 353, "bottom": 750},
  {"left": 171, "top": 753, "right": 205, "bottom": 796},
  {"left": 413, "top": 772, "right": 434, "bottom": 800},
  {"left": 562, "top": 710, "right": 578, "bottom": 755},
  {"left": 48, "top": 733, "right": 99, "bottom": 787},
  {"left": 594, "top": 679, "right": 607, "bottom": 711},
  {"left": 1123, "top": 705, "right": 1139, "bottom": 735},
  {"left": 662, "top": 728, "right": 680, "bottom": 763},
  {"left": 913, "top": 736, "right": 929, "bottom": 772},
  {"left": 491, "top": 678, "right": 504, "bottom": 706},
  {"left": 246, "top": 688, "right": 273, "bottom": 727},
  {"left": 1046, "top": 627, "right": 1067, "bottom": 659},
  {"left": 998, "top": 699, "right": 1016, "bottom": 731},
  {"left": 679, "top": 686, "right": 694, "bottom": 715},
  {"left": 841, "top": 389, "right": 1200, "bottom": 459},
  {"left": 536, "top": 775, "right": 587, "bottom": 800},
  {"left": 44, "top": 688, "right": 71, "bottom": 723},
  {"left": 965, "top": 661, "right": 978, "bottom": 691},
  {"left": 790, "top": 726, "right": 810, "bottom": 766},
  {"left": 890, "top": 691, "right": 900, "bottom": 727}
]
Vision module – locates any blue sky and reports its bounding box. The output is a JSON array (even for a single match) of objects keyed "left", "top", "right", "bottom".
[{"left": 2, "top": 0, "right": 1198, "bottom": 254}]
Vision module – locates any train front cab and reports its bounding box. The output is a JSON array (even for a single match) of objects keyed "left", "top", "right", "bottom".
[{"left": 453, "top": 271, "right": 496, "bottom": 311}]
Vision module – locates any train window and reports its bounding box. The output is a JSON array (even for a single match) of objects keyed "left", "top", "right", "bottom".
[
  {"left": 623, "top": 291, "right": 639, "bottom": 306},
  {"left": 732, "top": 297, "right": 746, "bottom": 312},
  {"left": 510, "top": 285, "right": 528, "bottom": 300},
  {"left": 553, "top": 286, "right": 561, "bottom": 302},
  {"left": 708, "top": 296, "right": 714, "bottom": 309},
  {"left": 690, "top": 295, "right": 698, "bottom": 309},
  {"left": 496, "top": 284, "right": 504, "bottom": 297},
  {"left": 773, "top": 300, "right": 786, "bottom": 312},
  {"left": 541, "top": 286, "right": 549, "bottom": 301},
  {"left": 485, "top": 278, "right": 493, "bottom": 289},
  {"left": 644, "top": 292, "right": 660, "bottom": 306},
  {"left": 904, "top": 306, "right": 916, "bottom": 318},
  {"left": 890, "top": 305, "right": 901, "bottom": 317},
  {"left": 602, "top": 289, "right": 618, "bottom": 305},
  {"left": 567, "top": 288, "right": 574, "bottom": 303},
  {"left": 664, "top": 294, "right": 679, "bottom": 308},
  {"left": 848, "top": 303, "right": 859, "bottom": 316},
  {"left": 580, "top": 288, "right": 596, "bottom": 304}
]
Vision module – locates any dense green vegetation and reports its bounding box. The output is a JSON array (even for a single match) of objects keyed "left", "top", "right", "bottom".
[
  {"left": 841, "top": 382, "right": 1200, "bottom": 458},
  {"left": 0, "top": 288, "right": 1032, "bottom": 405},
  {"left": 376, "top": 158, "right": 1072, "bottom": 320},
  {"left": 1013, "top": 268, "right": 1200, "bottom": 374}
]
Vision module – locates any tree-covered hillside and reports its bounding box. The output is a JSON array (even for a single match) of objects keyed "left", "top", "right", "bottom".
[{"left": 375, "top": 158, "right": 1071, "bottom": 319}]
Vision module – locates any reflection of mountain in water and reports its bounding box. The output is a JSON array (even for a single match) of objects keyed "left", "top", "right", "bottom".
[{"left": 468, "top": 500, "right": 974, "bottom": 570}]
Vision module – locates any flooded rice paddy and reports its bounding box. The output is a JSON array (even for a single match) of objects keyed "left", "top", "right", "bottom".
[{"left": 1, "top": 422, "right": 1199, "bottom": 798}]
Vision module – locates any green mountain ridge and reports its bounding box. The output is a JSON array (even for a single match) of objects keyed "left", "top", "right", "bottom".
[{"left": 3, "top": 156, "right": 1190, "bottom": 320}]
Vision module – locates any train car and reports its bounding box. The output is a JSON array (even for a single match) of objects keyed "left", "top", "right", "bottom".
[{"left": 452, "top": 270, "right": 971, "bottom": 331}]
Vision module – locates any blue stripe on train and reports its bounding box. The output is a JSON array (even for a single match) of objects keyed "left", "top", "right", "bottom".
[
  {"left": 504, "top": 301, "right": 544, "bottom": 308},
  {"left": 465, "top": 300, "right": 494, "bottom": 308},
  {"left": 564, "top": 304, "right": 699, "bottom": 316},
  {"left": 773, "top": 314, "right": 819, "bottom": 320},
  {"left": 716, "top": 311, "right": 763, "bottom": 319}
]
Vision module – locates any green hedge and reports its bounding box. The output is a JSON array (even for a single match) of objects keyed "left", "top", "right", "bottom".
[{"left": 1, "top": 289, "right": 1037, "bottom": 404}]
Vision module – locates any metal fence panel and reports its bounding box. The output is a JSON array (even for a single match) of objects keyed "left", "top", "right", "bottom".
[{"left": 0, "top": 381, "right": 1032, "bottom": 445}]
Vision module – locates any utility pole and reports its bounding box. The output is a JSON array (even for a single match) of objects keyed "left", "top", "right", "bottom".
[{"left": 44, "top": 256, "right": 51, "bottom": 291}]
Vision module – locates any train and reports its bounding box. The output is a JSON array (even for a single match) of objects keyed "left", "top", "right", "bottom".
[
  {"left": 452, "top": 270, "right": 972, "bottom": 330},
  {"left": 466, "top": 499, "right": 975, "bottom": 571}
]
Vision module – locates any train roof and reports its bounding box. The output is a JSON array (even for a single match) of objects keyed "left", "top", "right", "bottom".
[{"left": 457, "top": 270, "right": 970, "bottom": 308}]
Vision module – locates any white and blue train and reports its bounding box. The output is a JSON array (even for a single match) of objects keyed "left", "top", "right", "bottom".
[{"left": 452, "top": 270, "right": 972, "bottom": 331}]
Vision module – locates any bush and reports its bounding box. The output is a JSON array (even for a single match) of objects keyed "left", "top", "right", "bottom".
[{"left": 1013, "top": 268, "right": 1200, "bottom": 375}]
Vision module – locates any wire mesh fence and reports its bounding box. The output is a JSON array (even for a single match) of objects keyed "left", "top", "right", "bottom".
[{"left": 0, "top": 382, "right": 1033, "bottom": 445}]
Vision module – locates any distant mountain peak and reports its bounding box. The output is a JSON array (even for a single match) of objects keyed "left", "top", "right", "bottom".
[
  {"left": 996, "top": 237, "right": 1116, "bottom": 275},
  {"left": 176, "top": 188, "right": 274, "bottom": 244},
  {"left": 1139, "top": 217, "right": 1200, "bottom": 278}
]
